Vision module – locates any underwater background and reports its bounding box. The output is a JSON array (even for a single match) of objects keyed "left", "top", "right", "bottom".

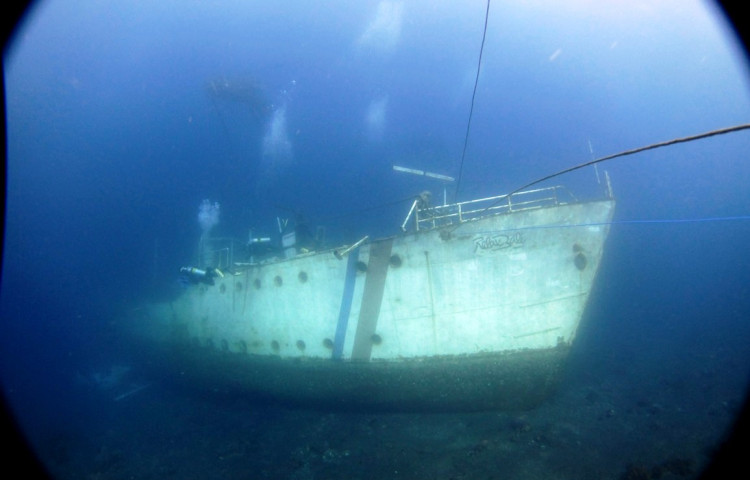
[{"left": 3, "top": 1, "right": 750, "bottom": 478}]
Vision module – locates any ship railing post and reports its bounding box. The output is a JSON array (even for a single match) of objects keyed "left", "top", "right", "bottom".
[
  {"left": 229, "top": 240, "right": 234, "bottom": 269},
  {"left": 401, "top": 199, "right": 419, "bottom": 232},
  {"left": 215, "top": 247, "right": 229, "bottom": 270}
]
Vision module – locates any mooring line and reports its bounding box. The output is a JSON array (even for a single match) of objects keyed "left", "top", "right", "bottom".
[
  {"left": 455, "top": 0, "right": 492, "bottom": 201},
  {"left": 448, "top": 123, "right": 750, "bottom": 234},
  {"left": 508, "top": 123, "right": 750, "bottom": 197}
]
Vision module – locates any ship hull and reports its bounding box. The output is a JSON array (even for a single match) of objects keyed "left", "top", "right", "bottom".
[
  {"left": 127, "top": 198, "right": 615, "bottom": 411},
  {"left": 139, "top": 345, "right": 569, "bottom": 412}
]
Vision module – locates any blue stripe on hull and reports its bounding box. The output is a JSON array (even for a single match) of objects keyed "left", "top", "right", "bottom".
[{"left": 332, "top": 247, "right": 360, "bottom": 359}]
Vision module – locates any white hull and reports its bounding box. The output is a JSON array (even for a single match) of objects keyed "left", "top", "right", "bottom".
[{"left": 128, "top": 195, "right": 615, "bottom": 410}]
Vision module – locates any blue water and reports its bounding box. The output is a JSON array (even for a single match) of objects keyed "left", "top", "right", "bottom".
[{"left": 3, "top": 1, "right": 750, "bottom": 478}]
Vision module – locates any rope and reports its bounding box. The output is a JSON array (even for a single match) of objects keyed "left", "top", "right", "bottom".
[
  {"left": 454, "top": 0, "right": 491, "bottom": 201},
  {"left": 445, "top": 123, "right": 750, "bottom": 233},
  {"left": 508, "top": 123, "right": 750, "bottom": 197}
]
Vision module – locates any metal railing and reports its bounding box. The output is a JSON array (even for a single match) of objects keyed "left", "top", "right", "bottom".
[
  {"left": 402, "top": 185, "right": 577, "bottom": 232},
  {"left": 197, "top": 236, "right": 243, "bottom": 271}
]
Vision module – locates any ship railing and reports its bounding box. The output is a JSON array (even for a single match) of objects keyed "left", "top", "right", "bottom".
[
  {"left": 403, "top": 185, "right": 576, "bottom": 232},
  {"left": 196, "top": 236, "right": 244, "bottom": 271}
]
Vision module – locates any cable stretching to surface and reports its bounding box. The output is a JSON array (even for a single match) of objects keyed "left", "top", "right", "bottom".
[{"left": 454, "top": 0, "right": 491, "bottom": 201}]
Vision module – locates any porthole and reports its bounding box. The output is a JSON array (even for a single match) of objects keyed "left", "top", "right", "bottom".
[
  {"left": 371, "top": 334, "right": 383, "bottom": 345},
  {"left": 235, "top": 281, "right": 243, "bottom": 291},
  {"left": 356, "top": 261, "right": 368, "bottom": 273},
  {"left": 271, "top": 340, "right": 280, "bottom": 352},
  {"left": 323, "top": 338, "right": 334, "bottom": 349},
  {"left": 389, "top": 254, "right": 402, "bottom": 268},
  {"left": 274, "top": 275, "right": 283, "bottom": 286},
  {"left": 296, "top": 340, "right": 306, "bottom": 351},
  {"left": 574, "top": 252, "right": 587, "bottom": 271},
  {"left": 298, "top": 271, "right": 308, "bottom": 283}
]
